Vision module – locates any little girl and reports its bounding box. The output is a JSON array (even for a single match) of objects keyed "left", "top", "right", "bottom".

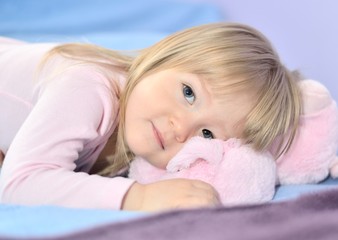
[{"left": 0, "top": 23, "right": 302, "bottom": 211}]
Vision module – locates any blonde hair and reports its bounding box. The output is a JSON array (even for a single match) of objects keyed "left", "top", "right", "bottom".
[{"left": 41, "top": 23, "right": 302, "bottom": 176}]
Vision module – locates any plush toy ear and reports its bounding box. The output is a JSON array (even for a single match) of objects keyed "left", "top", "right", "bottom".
[
  {"left": 166, "top": 137, "right": 226, "bottom": 173},
  {"left": 276, "top": 79, "right": 338, "bottom": 184}
]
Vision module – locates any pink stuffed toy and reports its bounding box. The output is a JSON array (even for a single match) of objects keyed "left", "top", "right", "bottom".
[
  {"left": 129, "top": 137, "right": 276, "bottom": 206},
  {"left": 129, "top": 80, "right": 338, "bottom": 206},
  {"left": 276, "top": 80, "right": 338, "bottom": 184}
]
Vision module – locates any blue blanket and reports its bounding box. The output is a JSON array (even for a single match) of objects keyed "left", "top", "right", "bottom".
[
  {"left": 0, "top": 204, "right": 144, "bottom": 238},
  {"left": 0, "top": 0, "right": 223, "bottom": 50},
  {"left": 1, "top": 177, "right": 337, "bottom": 239}
]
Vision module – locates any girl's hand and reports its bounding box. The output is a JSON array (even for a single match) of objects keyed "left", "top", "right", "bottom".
[{"left": 122, "top": 179, "right": 220, "bottom": 211}]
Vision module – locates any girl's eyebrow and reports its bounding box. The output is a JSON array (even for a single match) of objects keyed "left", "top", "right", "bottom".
[{"left": 190, "top": 75, "right": 211, "bottom": 100}]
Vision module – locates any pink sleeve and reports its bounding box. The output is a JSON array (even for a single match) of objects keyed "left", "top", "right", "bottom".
[{"left": 0, "top": 68, "right": 135, "bottom": 209}]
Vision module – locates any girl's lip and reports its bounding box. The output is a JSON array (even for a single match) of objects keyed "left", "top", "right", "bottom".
[{"left": 152, "top": 122, "right": 165, "bottom": 150}]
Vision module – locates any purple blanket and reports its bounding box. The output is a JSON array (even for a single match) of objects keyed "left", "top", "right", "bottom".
[{"left": 3, "top": 187, "right": 338, "bottom": 240}]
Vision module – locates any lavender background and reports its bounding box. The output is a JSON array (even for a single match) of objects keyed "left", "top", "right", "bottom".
[{"left": 186, "top": 0, "right": 338, "bottom": 101}]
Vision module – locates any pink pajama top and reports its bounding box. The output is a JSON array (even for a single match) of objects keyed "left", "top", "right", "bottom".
[{"left": 0, "top": 37, "right": 135, "bottom": 209}]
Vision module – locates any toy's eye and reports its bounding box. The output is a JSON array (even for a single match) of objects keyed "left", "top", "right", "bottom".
[
  {"left": 202, "top": 129, "right": 214, "bottom": 139},
  {"left": 182, "top": 84, "right": 195, "bottom": 105}
]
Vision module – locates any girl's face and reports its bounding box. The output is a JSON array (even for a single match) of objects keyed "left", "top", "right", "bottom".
[{"left": 125, "top": 69, "right": 253, "bottom": 169}]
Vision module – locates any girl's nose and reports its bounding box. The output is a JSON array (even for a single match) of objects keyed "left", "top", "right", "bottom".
[{"left": 170, "top": 115, "right": 193, "bottom": 143}]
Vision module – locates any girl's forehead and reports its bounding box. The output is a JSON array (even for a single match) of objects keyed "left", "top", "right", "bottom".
[{"left": 205, "top": 74, "right": 259, "bottom": 105}]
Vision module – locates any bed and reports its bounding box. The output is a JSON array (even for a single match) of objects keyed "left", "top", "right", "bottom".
[{"left": 1, "top": 0, "right": 338, "bottom": 239}]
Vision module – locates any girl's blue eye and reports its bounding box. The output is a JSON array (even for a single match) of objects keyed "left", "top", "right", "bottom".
[
  {"left": 182, "top": 84, "right": 195, "bottom": 105},
  {"left": 202, "top": 129, "right": 214, "bottom": 139}
]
